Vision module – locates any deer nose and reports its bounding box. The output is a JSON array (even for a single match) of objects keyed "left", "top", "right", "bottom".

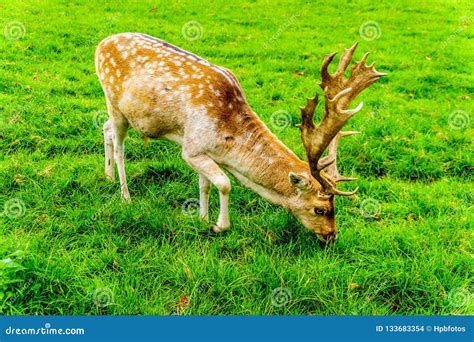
[{"left": 320, "top": 230, "right": 337, "bottom": 243}]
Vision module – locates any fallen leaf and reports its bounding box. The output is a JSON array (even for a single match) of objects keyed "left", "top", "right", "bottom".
[
  {"left": 14, "top": 174, "right": 25, "bottom": 184},
  {"left": 292, "top": 70, "right": 304, "bottom": 77},
  {"left": 176, "top": 294, "right": 190, "bottom": 314},
  {"left": 38, "top": 165, "right": 55, "bottom": 177}
]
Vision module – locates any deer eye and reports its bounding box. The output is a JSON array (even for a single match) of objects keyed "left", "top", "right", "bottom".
[{"left": 314, "top": 208, "right": 326, "bottom": 216}]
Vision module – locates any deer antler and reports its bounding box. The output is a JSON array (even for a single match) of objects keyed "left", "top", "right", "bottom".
[{"left": 298, "top": 42, "right": 386, "bottom": 197}]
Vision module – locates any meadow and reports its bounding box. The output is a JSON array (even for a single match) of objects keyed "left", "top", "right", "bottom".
[{"left": 0, "top": 0, "right": 472, "bottom": 315}]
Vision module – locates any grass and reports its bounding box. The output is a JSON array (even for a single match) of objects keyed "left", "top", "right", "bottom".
[{"left": 0, "top": 0, "right": 472, "bottom": 315}]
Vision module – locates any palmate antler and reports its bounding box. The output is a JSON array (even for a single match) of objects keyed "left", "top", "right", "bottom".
[{"left": 298, "top": 42, "right": 386, "bottom": 197}]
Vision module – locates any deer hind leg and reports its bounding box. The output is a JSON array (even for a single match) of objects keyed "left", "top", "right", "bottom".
[
  {"left": 105, "top": 103, "right": 130, "bottom": 201},
  {"left": 183, "top": 152, "right": 231, "bottom": 232},
  {"left": 103, "top": 120, "right": 115, "bottom": 180},
  {"left": 199, "top": 174, "right": 211, "bottom": 221}
]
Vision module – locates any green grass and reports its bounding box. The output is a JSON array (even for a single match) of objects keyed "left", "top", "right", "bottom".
[{"left": 0, "top": 0, "right": 473, "bottom": 315}]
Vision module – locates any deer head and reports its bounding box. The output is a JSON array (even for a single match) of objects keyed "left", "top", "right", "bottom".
[{"left": 289, "top": 42, "right": 386, "bottom": 242}]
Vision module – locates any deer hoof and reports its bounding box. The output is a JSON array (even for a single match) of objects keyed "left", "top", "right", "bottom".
[
  {"left": 105, "top": 175, "right": 115, "bottom": 182},
  {"left": 212, "top": 224, "right": 229, "bottom": 233}
]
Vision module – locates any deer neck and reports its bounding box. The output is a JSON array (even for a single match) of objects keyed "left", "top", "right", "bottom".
[{"left": 220, "top": 109, "right": 310, "bottom": 208}]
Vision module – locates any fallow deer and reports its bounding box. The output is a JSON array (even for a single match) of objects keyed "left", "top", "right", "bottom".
[{"left": 95, "top": 33, "right": 385, "bottom": 242}]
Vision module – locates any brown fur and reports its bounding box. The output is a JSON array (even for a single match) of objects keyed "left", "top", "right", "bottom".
[{"left": 95, "top": 33, "right": 337, "bottom": 239}]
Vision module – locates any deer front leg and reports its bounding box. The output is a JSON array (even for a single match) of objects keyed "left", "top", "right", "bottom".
[
  {"left": 183, "top": 152, "right": 231, "bottom": 232},
  {"left": 111, "top": 119, "right": 130, "bottom": 201},
  {"left": 199, "top": 174, "right": 211, "bottom": 221},
  {"left": 103, "top": 120, "right": 115, "bottom": 180}
]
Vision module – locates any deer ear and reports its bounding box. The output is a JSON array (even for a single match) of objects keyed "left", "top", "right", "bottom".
[{"left": 288, "top": 172, "right": 311, "bottom": 191}]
